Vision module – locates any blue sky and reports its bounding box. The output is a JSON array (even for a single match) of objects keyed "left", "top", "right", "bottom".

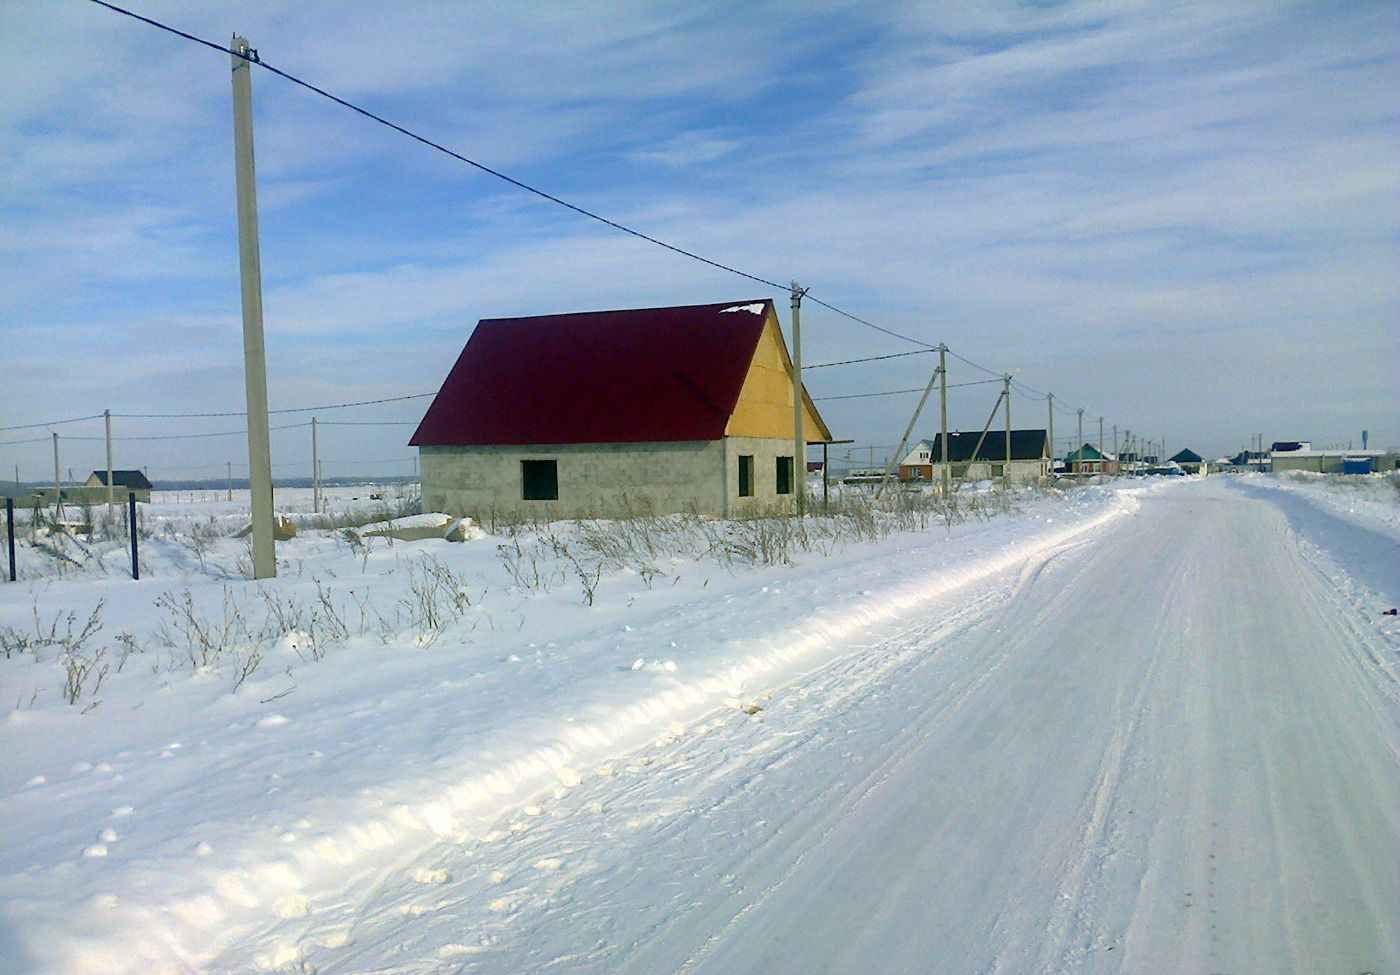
[{"left": 2, "top": 0, "right": 1397, "bottom": 480}]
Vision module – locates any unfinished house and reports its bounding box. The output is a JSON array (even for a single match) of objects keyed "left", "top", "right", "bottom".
[{"left": 410, "top": 300, "right": 833, "bottom": 520}]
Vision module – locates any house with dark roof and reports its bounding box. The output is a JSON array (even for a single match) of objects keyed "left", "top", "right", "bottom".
[
  {"left": 1168, "top": 448, "right": 1204, "bottom": 474},
  {"left": 410, "top": 300, "right": 833, "bottom": 519},
  {"left": 83, "top": 469, "right": 153, "bottom": 502},
  {"left": 902, "top": 430, "right": 1050, "bottom": 485}
]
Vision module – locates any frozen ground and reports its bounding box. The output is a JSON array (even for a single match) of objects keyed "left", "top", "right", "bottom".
[{"left": 2, "top": 475, "right": 1398, "bottom": 973}]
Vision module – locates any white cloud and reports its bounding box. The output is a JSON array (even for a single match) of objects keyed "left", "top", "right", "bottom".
[{"left": 2, "top": 0, "right": 1396, "bottom": 462}]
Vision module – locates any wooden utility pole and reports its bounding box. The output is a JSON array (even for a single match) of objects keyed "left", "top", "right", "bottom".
[
  {"left": 1002, "top": 374, "right": 1012, "bottom": 489},
  {"left": 938, "top": 344, "right": 950, "bottom": 498},
  {"left": 232, "top": 35, "right": 275, "bottom": 578},
  {"left": 1098, "top": 416, "right": 1104, "bottom": 471},
  {"left": 311, "top": 416, "right": 321, "bottom": 514},
  {"left": 104, "top": 409, "right": 114, "bottom": 520},
  {"left": 789, "top": 282, "right": 806, "bottom": 515},
  {"left": 1047, "top": 392, "right": 1055, "bottom": 478},
  {"left": 226, "top": 461, "right": 233, "bottom": 502}
]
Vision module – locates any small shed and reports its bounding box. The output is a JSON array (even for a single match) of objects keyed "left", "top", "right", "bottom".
[{"left": 411, "top": 300, "right": 834, "bottom": 520}]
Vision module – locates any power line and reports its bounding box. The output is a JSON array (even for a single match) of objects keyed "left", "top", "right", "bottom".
[
  {"left": 814, "top": 378, "right": 1000, "bottom": 401},
  {"left": 64, "top": 422, "right": 312, "bottom": 442},
  {"left": 87, "top": 0, "right": 787, "bottom": 295},
  {"left": 317, "top": 420, "right": 419, "bottom": 427},
  {"left": 0, "top": 413, "right": 104, "bottom": 432},
  {"left": 83, "top": 1, "right": 1119, "bottom": 435},
  {"left": 114, "top": 391, "right": 435, "bottom": 419},
  {"left": 945, "top": 349, "right": 1003, "bottom": 378},
  {"left": 804, "top": 349, "right": 934, "bottom": 370},
  {"left": 803, "top": 296, "right": 933, "bottom": 349},
  {"left": 813, "top": 388, "right": 926, "bottom": 402}
]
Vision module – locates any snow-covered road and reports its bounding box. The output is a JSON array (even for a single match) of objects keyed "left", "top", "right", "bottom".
[{"left": 272, "top": 477, "right": 1400, "bottom": 974}]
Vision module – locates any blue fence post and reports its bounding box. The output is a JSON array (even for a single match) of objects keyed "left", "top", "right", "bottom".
[
  {"left": 5, "top": 497, "right": 14, "bottom": 582},
  {"left": 128, "top": 491, "right": 139, "bottom": 581}
]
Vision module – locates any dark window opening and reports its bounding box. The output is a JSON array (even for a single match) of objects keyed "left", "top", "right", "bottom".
[
  {"left": 776, "top": 456, "right": 793, "bottom": 495},
  {"left": 522, "top": 460, "right": 558, "bottom": 501},
  {"left": 738, "top": 455, "right": 754, "bottom": 498}
]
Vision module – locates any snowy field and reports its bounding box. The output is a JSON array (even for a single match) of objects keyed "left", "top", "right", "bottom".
[
  {"left": 1240, "top": 469, "right": 1400, "bottom": 541},
  {"left": 2, "top": 473, "right": 1397, "bottom": 973}
]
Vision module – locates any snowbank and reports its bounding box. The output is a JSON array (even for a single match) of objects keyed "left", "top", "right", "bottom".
[{"left": 0, "top": 481, "right": 1160, "bottom": 973}]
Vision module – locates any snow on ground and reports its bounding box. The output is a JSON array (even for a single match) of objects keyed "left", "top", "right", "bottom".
[
  {"left": 313, "top": 477, "right": 1397, "bottom": 975},
  {"left": 0, "top": 480, "right": 1151, "bottom": 974},
  {"left": 1242, "top": 469, "right": 1400, "bottom": 542}
]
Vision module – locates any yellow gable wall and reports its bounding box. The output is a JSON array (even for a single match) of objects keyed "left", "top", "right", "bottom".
[{"left": 725, "top": 310, "right": 833, "bottom": 442}]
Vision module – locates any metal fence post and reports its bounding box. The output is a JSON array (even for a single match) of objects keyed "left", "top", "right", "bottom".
[
  {"left": 128, "top": 491, "right": 139, "bottom": 581},
  {"left": 5, "top": 497, "right": 15, "bottom": 583}
]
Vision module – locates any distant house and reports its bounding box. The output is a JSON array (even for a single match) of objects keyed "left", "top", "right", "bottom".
[
  {"left": 1270, "top": 449, "right": 1394, "bottom": 474},
  {"left": 410, "top": 300, "right": 834, "bottom": 519},
  {"left": 83, "top": 470, "right": 153, "bottom": 502},
  {"left": 1064, "top": 443, "right": 1117, "bottom": 475},
  {"left": 897, "top": 439, "right": 936, "bottom": 481},
  {"left": 909, "top": 430, "right": 1050, "bottom": 485},
  {"left": 1168, "top": 448, "right": 1204, "bottom": 474},
  {"left": 1228, "top": 450, "right": 1269, "bottom": 471}
]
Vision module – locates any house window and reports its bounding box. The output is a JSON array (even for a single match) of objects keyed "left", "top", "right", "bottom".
[
  {"left": 776, "top": 456, "right": 794, "bottom": 495},
  {"left": 738, "top": 455, "right": 754, "bottom": 497},
  {"left": 521, "top": 460, "right": 558, "bottom": 501}
]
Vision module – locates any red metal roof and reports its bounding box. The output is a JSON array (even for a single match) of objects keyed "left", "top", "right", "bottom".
[{"left": 410, "top": 300, "right": 775, "bottom": 446}]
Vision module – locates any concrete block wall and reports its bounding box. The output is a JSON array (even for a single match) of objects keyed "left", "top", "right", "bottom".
[
  {"left": 931, "top": 459, "right": 1047, "bottom": 485},
  {"left": 420, "top": 436, "right": 804, "bottom": 522},
  {"left": 420, "top": 441, "right": 727, "bottom": 521},
  {"left": 723, "top": 436, "right": 800, "bottom": 516}
]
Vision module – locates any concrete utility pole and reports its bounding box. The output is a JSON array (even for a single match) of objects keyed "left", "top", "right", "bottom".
[
  {"left": 878, "top": 361, "right": 942, "bottom": 499},
  {"left": 938, "top": 344, "right": 950, "bottom": 499},
  {"left": 1076, "top": 408, "right": 1085, "bottom": 474},
  {"left": 1113, "top": 423, "right": 1118, "bottom": 473},
  {"left": 104, "top": 409, "right": 114, "bottom": 519},
  {"left": 1002, "top": 374, "right": 1012, "bottom": 489},
  {"left": 311, "top": 417, "right": 321, "bottom": 514},
  {"left": 52, "top": 433, "right": 62, "bottom": 519},
  {"left": 1098, "top": 416, "right": 1104, "bottom": 471},
  {"left": 226, "top": 461, "right": 233, "bottom": 502},
  {"left": 789, "top": 282, "right": 806, "bottom": 515},
  {"left": 1047, "top": 392, "right": 1055, "bottom": 478},
  {"left": 232, "top": 34, "right": 275, "bottom": 578}
]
